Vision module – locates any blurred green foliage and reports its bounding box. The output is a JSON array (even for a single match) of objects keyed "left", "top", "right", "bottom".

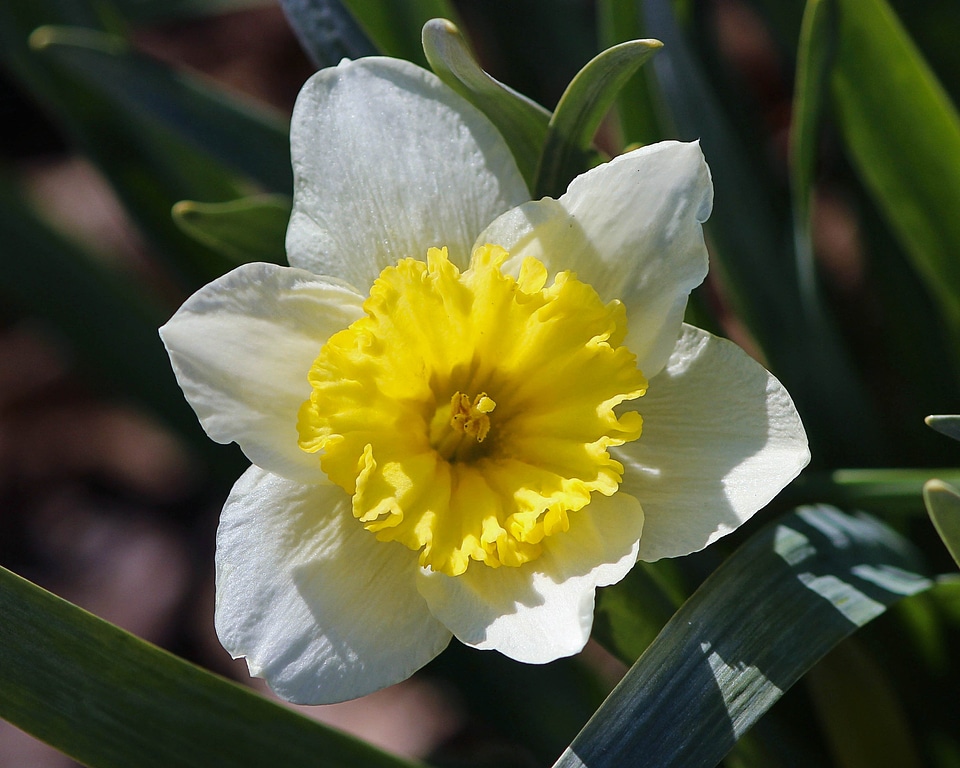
[{"left": 3, "top": 0, "right": 960, "bottom": 766}]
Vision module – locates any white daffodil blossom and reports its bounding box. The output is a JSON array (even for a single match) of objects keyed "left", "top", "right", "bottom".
[{"left": 160, "top": 56, "right": 809, "bottom": 705}]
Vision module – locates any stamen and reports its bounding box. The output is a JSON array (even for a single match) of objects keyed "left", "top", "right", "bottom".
[{"left": 450, "top": 392, "right": 496, "bottom": 442}]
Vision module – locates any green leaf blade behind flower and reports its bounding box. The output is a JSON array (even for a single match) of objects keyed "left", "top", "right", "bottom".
[
  {"left": 568, "top": 505, "right": 932, "bottom": 768},
  {"left": 592, "top": 560, "right": 685, "bottom": 664},
  {"left": 173, "top": 194, "right": 291, "bottom": 265},
  {"left": 29, "top": 25, "right": 292, "bottom": 193},
  {"left": 827, "top": 0, "right": 960, "bottom": 355},
  {"left": 0, "top": 565, "right": 420, "bottom": 768},
  {"left": 534, "top": 38, "right": 662, "bottom": 198},
  {"left": 422, "top": 17, "right": 551, "bottom": 189},
  {"left": 791, "top": 0, "right": 835, "bottom": 231},
  {"left": 342, "top": 0, "right": 461, "bottom": 68},
  {"left": 924, "top": 480, "right": 960, "bottom": 570},
  {"left": 596, "top": 0, "right": 669, "bottom": 148},
  {"left": 807, "top": 638, "right": 922, "bottom": 768},
  {"left": 641, "top": 0, "right": 885, "bottom": 466},
  {"left": 0, "top": 12, "right": 266, "bottom": 288},
  {"left": 278, "top": 0, "right": 379, "bottom": 69}
]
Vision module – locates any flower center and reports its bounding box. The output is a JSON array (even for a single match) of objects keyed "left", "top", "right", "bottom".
[
  {"left": 297, "top": 244, "right": 647, "bottom": 576},
  {"left": 431, "top": 392, "right": 496, "bottom": 462}
]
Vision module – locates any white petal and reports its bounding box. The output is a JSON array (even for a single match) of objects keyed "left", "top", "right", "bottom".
[
  {"left": 215, "top": 466, "right": 451, "bottom": 704},
  {"left": 615, "top": 325, "right": 810, "bottom": 562},
  {"left": 286, "top": 57, "right": 529, "bottom": 288},
  {"left": 478, "top": 140, "right": 712, "bottom": 378},
  {"left": 160, "top": 262, "right": 364, "bottom": 483},
  {"left": 416, "top": 492, "right": 643, "bottom": 663}
]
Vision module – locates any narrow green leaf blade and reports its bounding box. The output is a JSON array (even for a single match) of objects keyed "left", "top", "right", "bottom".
[
  {"left": 924, "top": 480, "right": 960, "bottom": 570},
  {"left": 642, "top": 0, "right": 884, "bottom": 465},
  {"left": 0, "top": 565, "right": 419, "bottom": 768},
  {"left": 1, "top": 16, "right": 246, "bottom": 286},
  {"left": 592, "top": 560, "right": 685, "bottom": 664},
  {"left": 829, "top": 0, "right": 960, "bottom": 343},
  {"left": 342, "top": 0, "right": 461, "bottom": 68},
  {"left": 278, "top": 0, "right": 378, "bottom": 69},
  {"left": 422, "top": 17, "right": 550, "bottom": 189},
  {"left": 534, "top": 38, "right": 662, "bottom": 198},
  {"left": 30, "top": 25, "right": 292, "bottom": 193},
  {"left": 173, "top": 194, "right": 291, "bottom": 265},
  {"left": 596, "top": 0, "right": 669, "bottom": 147},
  {"left": 807, "top": 639, "right": 922, "bottom": 768},
  {"left": 559, "top": 506, "right": 932, "bottom": 768},
  {"left": 791, "top": 0, "right": 835, "bottom": 229},
  {"left": 787, "top": 468, "right": 960, "bottom": 515}
]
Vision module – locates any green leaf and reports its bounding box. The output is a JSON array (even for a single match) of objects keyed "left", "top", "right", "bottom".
[
  {"left": 0, "top": 11, "right": 254, "bottom": 287},
  {"left": 278, "top": 0, "right": 378, "bottom": 69},
  {"left": 173, "top": 194, "right": 291, "bottom": 265},
  {"left": 642, "top": 0, "right": 885, "bottom": 466},
  {"left": 0, "top": 565, "right": 419, "bottom": 768},
  {"left": 342, "top": 0, "right": 462, "bottom": 69},
  {"left": 422, "top": 17, "right": 550, "bottom": 189},
  {"left": 596, "top": 0, "right": 669, "bottom": 147},
  {"left": 593, "top": 560, "right": 685, "bottom": 663},
  {"left": 534, "top": 38, "right": 662, "bottom": 198},
  {"left": 791, "top": 0, "right": 835, "bottom": 231},
  {"left": 827, "top": 0, "right": 960, "bottom": 353},
  {"left": 924, "top": 480, "right": 960, "bottom": 570},
  {"left": 807, "top": 638, "right": 922, "bottom": 768},
  {"left": 926, "top": 415, "right": 960, "bottom": 443},
  {"left": 29, "top": 25, "right": 292, "bottom": 193},
  {"left": 786, "top": 468, "right": 960, "bottom": 516},
  {"left": 560, "top": 505, "right": 932, "bottom": 768}
]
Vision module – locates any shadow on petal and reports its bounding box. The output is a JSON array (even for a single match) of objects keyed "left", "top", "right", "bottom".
[
  {"left": 617, "top": 326, "right": 808, "bottom": 562},
  {"left": 416, "top": 492, "right": 644, "bottom": 663}
]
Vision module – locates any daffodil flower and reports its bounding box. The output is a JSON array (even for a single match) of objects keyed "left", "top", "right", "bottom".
[{"left": 160, "top": 56, "right": 809, "bottom": 704}]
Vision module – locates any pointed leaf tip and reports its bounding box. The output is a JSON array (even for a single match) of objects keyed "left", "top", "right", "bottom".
[
  {"left": 924, "top": 479, "right": 960, "bottom": 570},
  {"left": 422, "top": 17, "right": 549, "bottom": 189},
  {"left": 535, "top": 38, "right": 663, "bottom": 197},
  {"left": 926, "top": 415, "right": 960, "bottom": 442}
]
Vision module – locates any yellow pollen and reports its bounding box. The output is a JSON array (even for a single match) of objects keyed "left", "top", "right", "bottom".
[
  {"left": 450, "top": 392, "right": 495, "bottom": 442},
  {"left": 297, "top": 244, "right": 647, "bottom": 577},
  {"left": 430, "top": 391, "right": 497, "bottom": 463}
]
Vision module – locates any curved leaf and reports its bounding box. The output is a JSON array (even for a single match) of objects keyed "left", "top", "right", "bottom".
[
  {"left": 173, "top": 194, "right": 291, "bottom": 265},
  {"left": 828, "top": 0, "right": 960, "bottom": 348},
  {"left": 534, "top": 38, "right": 661, "bottom": 198},
  {"left": 560, "top": 505, "right": 932, "bottom": 768},
  {"left": 924, "top": 480, "right": 960, "bottom": 570},
  {"left": 30, "top": 25, "right": 291, "bottom": 192},
  {"left": 422, "top": 17, "right": 550, "bottom": 189},
  {"left": 0, "top": 566, "right": 419, "bottom": 768},
  {"left": 596, "top": 0, "right": 669, "bottom": 147}
]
